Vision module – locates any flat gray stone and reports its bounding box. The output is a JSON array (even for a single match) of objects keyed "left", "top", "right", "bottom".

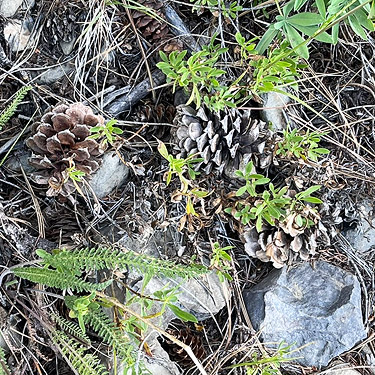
[
  {"left": 243, "top": 261, "right": 366, "bottom": 368},
  {"left": 89, "top": 152, "right": 129, "bottom": 198},
  {"left": 4, "top": 19, "right": 33, "bottom": 52},
  {"left": 0, "top": 0, "right": 22, "bottom": 17}
]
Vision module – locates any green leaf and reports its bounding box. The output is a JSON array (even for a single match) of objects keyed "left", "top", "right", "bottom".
[
  {"left": 235, "top": 170, "right": 244, "bottom": 178},
  {"left": 159, "top": 50, "right": 169, "bottom": 63},
  {"left": 236, "top": 186, "right": 247, "bottom": 196},
  {"left": 294, "top": 0, "right": 309, "bottom": 11},
  {"left": 287, "top": 12, "right": 323, "bottom": 26},
  {"left": 314, "top": 147, "right": 330, "bottom": 154},
  {"left": 254, "top": 178, "right": 271, "bottom": 185},
  {"left": 284, "top": 24, "right": 309, "bottom": 59},
  {"left": 301, "top": 196, "right": 322, "bottom": 204},
  {"left": 256, "top": 26, "right": 279, "bottom": 55},
  {"left": 158, "top": 140, "right": 169, "bottom": 159},
  {"left": 316, "top": 0, "right": 326, "bottom": 18},
  {"left": 298, "top": 185, "right": 321, "bottom": 198},
  {"left": 348, "top": 14, "right": 368, "bottom": 40},
  {"left": 168, "top": 304, "right": 198, "bottom": 322},
  {"left": 295, "top": 214, "right": 304, "bottom": 227}
]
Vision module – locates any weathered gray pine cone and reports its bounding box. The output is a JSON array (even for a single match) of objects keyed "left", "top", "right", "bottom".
[
  {"left": 172, "top": 105, "right": 273, "bottom": 175},
  {"left": 26, "top": 102, "right": 105, "bottom": 198},
  {"left": 242, "top": 225, "right": 320, "bottom": 268}
]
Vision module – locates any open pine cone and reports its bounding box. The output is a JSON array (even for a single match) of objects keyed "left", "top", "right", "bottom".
[
  {"left": 26, "top": 102, "right": 105, "bottom": 199},
  {"left": 242, "top": 223, "right": 320, "bottom": 268},
  {"left": 132, "top": 0, "right": 182, "bottom": 52},
  {"left": 171, "top": 105, "right": 273, "bottom": 175}
]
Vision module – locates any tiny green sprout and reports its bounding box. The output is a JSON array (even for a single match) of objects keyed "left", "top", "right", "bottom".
[
  {"left": 157, "top": 140, "right": 203, "bottom": 193},
  {"left": 276, "top": 128, "right": 330, "bottom": 162},
  {"left": 235, "top": 161, "right": 270, "bottom": 197},
  {"left": 89, "top": 118, "right": 123, "bottom": 146},
  {"left": 211, "top": 242, "right": 233, "bottom": 282}
]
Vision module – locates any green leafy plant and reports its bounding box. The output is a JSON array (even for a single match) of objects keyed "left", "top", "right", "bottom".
[
  {"left": 276, "top": 128, "right": 330, "bottom": 161},
  {"left": 89, "top": 118, "right": 123, "bottom": 146},
  {"left": 225, "top": 161, "right": 322, "bottom": 232},
  {"left": 234, "top": 161, "right": 270, "bottom": 197},
  {"left": 0, "top": 85, "right": 32, "bottom": 130},
  {"left": 228, "top": 342, "right": 295, "bottom": 375},
  {"left": 210, "top": 242, "right": 233, "bottom": 282},
  {"left": 0, "top": 347, "right": 10, "bottom": 375},
  {"left": 12, "top": 247, "right": 208, "bottom": 375},
  {"left": 189, "top": 0, "right": 242, "bottom": 19},
  {"left": 257, "top": 0, "right": 375, "bottom": 59},
  {"left": 156, "top": 36, "right": 232, "bottom": 110}
]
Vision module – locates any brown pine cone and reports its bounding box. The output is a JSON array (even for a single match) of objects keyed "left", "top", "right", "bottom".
[
  {"left": 26, "top": 102, "right": 105, "bottom": 199},
  {"left": 171, "top": 105, "right": 274, "bottom": 175},
  {"left": 132, "top": 0, "right": 182, "bottom": 52},
  {"left": 162, "top": 327, "right": 206, "bottom": 368}
]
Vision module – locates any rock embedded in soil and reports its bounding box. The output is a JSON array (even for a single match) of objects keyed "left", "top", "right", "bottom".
[
  {"left": 89, "top": 151, "right": 129, "bottom": 198},
  {"left": 4, "top": 19, "right": 33, "bottom": 52},
  {"left": 243, "top": 261, "right": 366, "bottom": 368},
  {"left": 261, "top": 91, "right": 290, "bottom": 131},
  {"left": 0, "top": 0, "right": 23, "bottom": 17},
  {"left": 343, "top": 200, "right": 375, "bottom": 254}
]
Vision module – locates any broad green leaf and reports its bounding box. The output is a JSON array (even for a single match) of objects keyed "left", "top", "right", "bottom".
[
  {"left": 347, "top": 14, "right": 368, "bottom": 40},
  {"left": 235, "top": 31, "right": 245, "bottom": 45},
  {"left": 314, "top": 147, "right": 330, "bottom": 154},
  {"left": 159, "top": 50, "right": 168, "bottom": 63},
  {"left": 256, "top": 215, "right": 263, "bottom": 232},
  {"left": 352, "top": 8, "right": 374, "bottom": 31},
  {"left": 332, "top": 23, "right": 339, "bottom": 44},
  {"left": 255, "top": 178, "right": 271, "bottom": 185},
  {"left": 292, "top": 24, "right": 333, "bottom": 43},
  {"left": 298, "top": 185, "right": 321, "bottom": 198},
  {"left": 284, "top": 24, "right": 309, "bottom": 59},
  {"left": 245, "top": 161, "right": 254, "bottom": 175},
  {"left": 287, "top": 12, "right": 323, "bottom": 26},
  {"left": 295, "top": 214, "right": 304, "bottom": 227},
  {"left": 283, "top": 0, "right": 295, "bottom": 16},
  {"left": 256, "top": 26, "right": 279, "bottom": 54},
  {"left": 301, "top": 196, "right": 323, "bottom": 204},
  {"left": 168, "top": 304, "right": 198, "bottom": 323},
  {"left": 316, "top": 0, "right": 326, "bottom": 18},
  {"left": 236, "top": 186, "right": 247, "bottom": 196},
  {"left": 235, "top": 170, "right": 244, "bottom": 178}
]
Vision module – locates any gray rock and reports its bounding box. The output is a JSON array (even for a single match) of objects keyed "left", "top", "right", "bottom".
[
  {"left": 4, "top": 19, "right": 33, "bottom": 52},
  {"left": 116, "top": 334, "right": 182, "bottom": 375},
  {"left": 0, "top": 0, "right": 23, "bottom": 17},
  {"left": 89, "top": 152, "right": 129, "bottom": 198},
  {"left": 343, "top": 200, "right": 375, "bottom": 254},
  {"left": 322, "top": 361, "right": 362, "bottom": 375},
  {"left": 243, "top": 261, "right": 366, "bottom": 368},
  {"left": 261, "top": 91, "right": 290, "bottom": 131}
]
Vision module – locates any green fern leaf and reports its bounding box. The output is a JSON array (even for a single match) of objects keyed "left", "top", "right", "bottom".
[
  {"left": 50, "top": 312, "right": 91, "bottom": 346},
  {"left": 13, "top": 267, "right": 112, "bottom": 292},
  {"left": 53, "top": 332, "right": 108, "bottom": 375},
  {"left": 84, "top": 309, "right": 136, "bottom": 361},
  {"left": 0, "top": 86, "right": 32, "bottom": 130},
  {"left": 40, "top": 247, "right": 208, "bottom": 279},
  {"left": 0, "top": 347, "right": 10, "bottom": 375}
]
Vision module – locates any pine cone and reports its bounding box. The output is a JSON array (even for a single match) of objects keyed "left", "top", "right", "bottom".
[
  {"left": 26, "top": 103, "right": 105, "bottom": 199},
  {"left": 171, "top": 105, "right": 273, "bottom": 175},
  {"left": 132, "top": 0, "right": 182, "bottom": 52},
  {"left": 243, "top": 225, "right": 319, "bottom": 268},
  {"left": 162, "top": 327, "right": 205, "bottom": 368}
]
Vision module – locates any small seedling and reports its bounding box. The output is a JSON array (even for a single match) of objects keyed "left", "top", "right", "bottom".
[
  {"left": 210, "top": 242, "right": 233, "bottom": 282},
  {"left": 276, "top": 128, "right": 330, "bottom": 162},
  {"left": 234, "top": 161, "right": 270, "bottom": 197},
  {"left": 158, "top": 141, "right": 203, "bottom": 193},
  {"left": 90, "top": 118, "right": 123, "bottom": 146}
]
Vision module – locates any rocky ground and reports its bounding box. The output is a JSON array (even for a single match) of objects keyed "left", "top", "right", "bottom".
[{"left": 0, "top": 0, "right": 375, "bottom": 375}]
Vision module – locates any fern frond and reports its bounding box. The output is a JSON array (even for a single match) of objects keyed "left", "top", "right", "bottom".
[
  {"left": 0, "top": 347, "right": 10, "bottom": 375},
  {"left": 0, "top": 86, "right": 32, "bottom": 130},
  {"left": 84, "top": 309, "right": 136, "bottom": 361},
  {"left": 41, "top": 247, "right": 208, "bottom": 279},
  {"left": 50, "top": 312, "right": 91, "bottom": 346},
  {"left": 13, "top": 267, "right": 112, "bottom": 292},
  {"left": 53, "top": 331, "right": 108, "bottom": 375}
]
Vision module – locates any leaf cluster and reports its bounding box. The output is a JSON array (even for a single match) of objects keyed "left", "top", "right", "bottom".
[
  {"left": 210, "top": 242, "right": 233, "bottom": 282},
  {"left": 276, "top": 128, "right": 330, "bottom": 161},
  {"left": 189, "top": 0, "right": 243, "bottom": 19},
  {"left": 226, "top": 162, "right": 322, "bottom": 232},
  {"left": 89, "top": 118, "right": 123, "bottom": 146},
  {"left": 257, "top": 0, "right": 375, "bottom": 59},
  {"left": 156, "top": 36, "right": 233, "bottom": 110}
]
